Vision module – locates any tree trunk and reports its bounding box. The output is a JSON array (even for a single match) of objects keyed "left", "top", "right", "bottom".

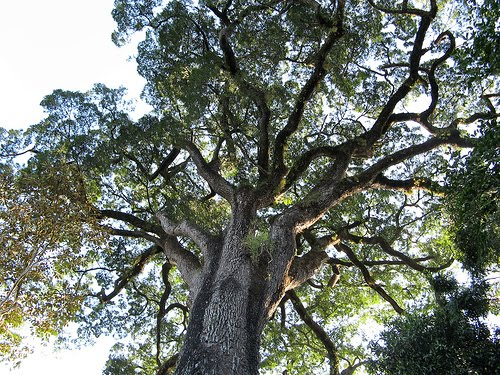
[
  {"left": 174, "top": 190, "right": 272, "bottom": 375},
  {"left": 170, "top": 188, "right": 330, "bottom": 374}
]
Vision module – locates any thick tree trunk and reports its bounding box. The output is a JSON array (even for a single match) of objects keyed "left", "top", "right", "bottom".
[
  {"left": 160, "top": 185, "right": 339, "bottom": 374},
  {"left": 174, "top": 265, "right": 267, "bottom": 375},
  {"left": 174, "top": 190, "right": 272, "bottom": 375},
  {"left": 169, "top": 188, "right": 330, "bottom": 374}
]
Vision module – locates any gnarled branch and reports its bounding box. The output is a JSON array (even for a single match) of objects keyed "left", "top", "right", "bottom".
[
  {"left": 286, "top": 250, "right": 329, "bottom": 291},
  {"left": 335, "top": 242, "right": 404, "bottom": 314}
]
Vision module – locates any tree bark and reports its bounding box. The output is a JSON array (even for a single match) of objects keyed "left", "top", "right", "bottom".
[
  {"left": 174, "top": 189, "right": 271, "bottom": 375},
  {"left": 171, "top": 186, "right": 338, "bottom": 374}
]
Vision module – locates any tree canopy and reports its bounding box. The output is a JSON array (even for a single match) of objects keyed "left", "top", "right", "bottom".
[{"left": 1, "top": 0, "right": 498, "bottom": 374}]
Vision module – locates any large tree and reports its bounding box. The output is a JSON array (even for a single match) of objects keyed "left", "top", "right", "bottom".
[{"left": 1, "top": 0, "right": 498, "bottom": 374}]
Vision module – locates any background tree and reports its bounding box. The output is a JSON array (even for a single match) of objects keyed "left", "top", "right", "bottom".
[
  {"left": 369, "top": 275, "right": 500, "bottom": 375},
  {"left": 0, "top": 0, "right": 498, "bottom": 374}
]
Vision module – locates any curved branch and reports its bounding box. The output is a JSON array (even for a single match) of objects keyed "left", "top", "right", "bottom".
[
  {"left": 451, "top": 111, "right": 499, "bottom": 127},
  {"left": 303, "top": 230, "right": 341, "bottom": 251},
  {"left": 364, "top": 2, "right": 437, "bottom": 146},
  {"left": 335, "top": 243, "right": 404, "bottom": 314},
  {"left": 328, "top": 263, "right": 341, "bottom": 288},
  {"left": 219, "top": 26, "right": 238, "bottom": 74},
  {"left": 156, "top": 262, "right": 173, "bottom": 367},
  {"left": 287, "top": 290, "right": 340, "bottom": 374},
  {"left": 96, "top": 245, "right": 163, "bottom": 303},
  {"left": 99, "top": 209, "right": 163, "bottom": 234},
  {"left": 280, "top": 132, "right": 469, "bottom": 237},
  {"left": 420, "top": 31, "right": 456, "bottom": 125},
  {"left": 359, "top": 134, "right": 465, "bottom": 183},
  {"left": 161, "top": 235, "right": 202, "bottom": 294},
  {"left": 181, "top": 140, "right": 234, "bottom": 201},
  {"left": 149, "top": 147, "right": 181, "bottom": 181},
  {"left": 271, "top": 1, "right": 346, "bottom": 185},
  {"left": 282, "top": 146, "right": 343, "bottom": 193},
  {"left": 328, "top": 255, "right": 438, "bottom": 268},
  {"left": 339, "top": 230, "right": 452, "bottom": 272},
  {"left": 106, "top": 227, "right": 162, "bottom": 245}
]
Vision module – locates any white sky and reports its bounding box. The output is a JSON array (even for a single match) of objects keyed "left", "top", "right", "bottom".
[
  {"left": 0, "top": 0, "right": 149, "bottom": 131},
  {"left": 0, "top": 0, "right": 147, "bottom": 373}
]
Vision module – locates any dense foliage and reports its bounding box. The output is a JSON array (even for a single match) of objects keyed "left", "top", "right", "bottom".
[
  {"left": 370, "top": 275, "right": 500, "bottom": 375},
  {"left": 445, "top": 120, "right": 499, "bottom": 276},
  {"left": 1, "top": 0, "right": 498, "bottom": 374}
]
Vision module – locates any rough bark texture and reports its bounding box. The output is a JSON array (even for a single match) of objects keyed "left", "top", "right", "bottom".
[
  {"left": 171, "top": 186, "right": 337, "bottom": 374},
  {"left": 174, "top": 190, "right": 269, "bottom": 375}
]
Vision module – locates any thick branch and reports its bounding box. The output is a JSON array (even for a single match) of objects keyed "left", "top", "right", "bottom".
[
  {"left": 99, "top": 209, "right": 163, "bottom": 234},
  {"left": 149, "top": 147, "right": 181, "bottom": 181},
  {"left": 156, "top": 261, "right": 173, "bottom": 367},
  {"left": 161, "top": 235, "right": 202, "bottom": 293},
  {"left": 303, "top": 230, "right": 341, "bottom": 251},
  {"left": 282, "top": 146, "right": 343, "bottom": 193},
  {"left": 452, "top": 111, "right": 499, "bottom": 127},
  {"left": 156, "top": 354, "right": 179, "bottom": 375},
  {"left": 219, "top": 26, "right": 238, "bottom": 74},
  {"left": 156, "top": 211, "right": 217, "bottom": 256},
  {"left": 372, "top": 174, "right": 444, "bottom": 194},
  {"left": 106, "top": 227, "right": 163, "bottom": 246},
  {"left": 359, "top": 134, "right": 464, "bottom": 183},
  {"left": 339, "top": 230, "right": 452, "bottom": 272},
  {"left": 181, "top": 141, "right": 234, "bottom": 201},
  {"left": 286, "top": 250, "right": 329, "bottom": 290},
  {"left": 420, "top": 31, "right": 456, "bottom": 125},
  {"left": 280, "top": 130, "right": 469, "bottom": 239},
  {"left": 367, "top": 0, "right": 431, "bottom": 17},
  {"left": 329, "top": 255, "right": 437, "bottom": 267}
]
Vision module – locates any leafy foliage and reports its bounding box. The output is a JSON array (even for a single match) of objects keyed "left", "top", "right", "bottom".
[
  {"left": 0, "top": 159, "right": 105, "bottom": 364},
  {"left": 445, "top": 120, "right": 499, "bottom": 275},
  {"left": 369, "top": 275, "right": 500, "bottom": 375}
]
